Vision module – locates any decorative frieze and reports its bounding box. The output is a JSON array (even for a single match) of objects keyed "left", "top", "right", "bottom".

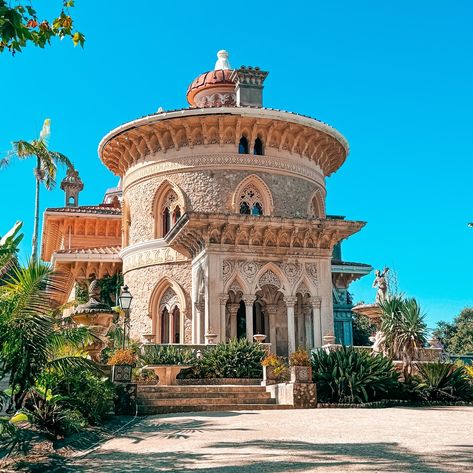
[{"left": 122, "top": 246, "right": 187, "bottom": 272}]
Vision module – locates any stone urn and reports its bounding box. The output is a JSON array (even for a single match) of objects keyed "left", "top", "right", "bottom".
[
  {"left": 253, "top": 334, "right": 266, "bottom": 343},
  {"left": 142, "top": 334, "right": 156, "bottom": 344},
  {"left": 71, "top": 277, "right": 115, "bottom": 361},
  {"left": 290, "top": 365, "right": 313, "bottom": 384}
]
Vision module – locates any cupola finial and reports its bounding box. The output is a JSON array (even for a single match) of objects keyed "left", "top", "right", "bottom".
[{"left": 214, "top": 50, "right": 231, "bottom": 70}]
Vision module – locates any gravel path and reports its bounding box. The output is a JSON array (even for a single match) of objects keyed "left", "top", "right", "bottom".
[{"left": 62, "top": 407, "right": 473, "bottom": 472}]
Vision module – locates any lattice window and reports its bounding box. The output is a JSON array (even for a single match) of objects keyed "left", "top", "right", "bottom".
[{"left": 239, "top": 185, "right": 264, "bottom": 216}]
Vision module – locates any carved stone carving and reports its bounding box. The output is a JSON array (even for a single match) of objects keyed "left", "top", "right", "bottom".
[
  {"left": 239, "top": 261, "right": 261, "bottom": 282},
  {"left": 280, "top": 262, "right": 302, "bottom": 285},
  {"left": 222, "top": 260, "right": 234, "bottom": 283},
  {"left": 305, "top": 263, "right": 318, "bottom": 285},
  {"left": 259, "top": 269, "right": 281, "bottom": 289},
  {"left": 159, "top": 287, "right": 179, "bottom": 312}
]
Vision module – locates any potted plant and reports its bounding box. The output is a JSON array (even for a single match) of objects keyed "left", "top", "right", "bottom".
[
  {"left": 289, "top": 348, "right": 312, "bottom": 383},
  {"left": 108, "top": 348, "right": 136, "bottom": 383},
  {"left": 262, "top": 352, "right": 289, "bottom": 385}
]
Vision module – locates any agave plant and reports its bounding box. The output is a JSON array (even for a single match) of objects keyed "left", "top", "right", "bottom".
[
  {"left": 0, "top": 261, "right": 97, "bottom": 410},
  {"left": 379, "top": 296, "right": 427, "bottom": 381},
  {"left": 140, "top": 344, "right": 195, "bottom": 366},
  {"left": 415, "top": 362, "right": 473, "bottom": 402},
  {"left": 311, "top": 346, "right": 400, "bottom": 404}
]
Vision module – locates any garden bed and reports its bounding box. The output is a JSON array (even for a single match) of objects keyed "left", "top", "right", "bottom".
[{"left": 177, "top": 378, "right": 262, "bottom": 385}]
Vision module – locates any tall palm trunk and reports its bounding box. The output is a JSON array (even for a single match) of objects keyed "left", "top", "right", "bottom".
[{"left": 31, "top": 158, "right": 41, "bottom": 262}]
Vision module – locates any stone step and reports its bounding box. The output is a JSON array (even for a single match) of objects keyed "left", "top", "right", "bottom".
[
  {"left": 137, "top": 385, "right": 266, "bottom": 394},
  {"left": 137, "top": 397, "right": 276, "bottom": 407},
  {"left": 137, "top": 404, "right": 293, "bottom": 415},
  {"left": 137, "top": 390, "right": 272, "bottom": 400}
]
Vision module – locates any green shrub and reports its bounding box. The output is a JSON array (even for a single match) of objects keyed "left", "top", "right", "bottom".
[
  {"left": 311, "top": 346, "right": 400, "bottom": 404},
  {"left": 289, "top": 348, "right": 311, "bottom": 367},
  {"left": 415, "top": 362, "right": 473, "bottom": 402},
  {"left": 42, "top": 368, "right": 115, "bottom": 425},
  {"left": 140, "top": 345, "right": 195, "bottom": 365},
  {"left": 184, "top": 339, "right": 266, "bottom": 379}
]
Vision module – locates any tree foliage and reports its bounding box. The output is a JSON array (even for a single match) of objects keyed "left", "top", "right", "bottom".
[
  {"left": 352, "top": 311, "right": 376, "bottom": 346},
  {"left": 433, "top": 308, "right": 473, "bottom": 355},
  {"left": 0, "top": 1, "right": 84, "bottom": 55},
  {"left": 1, "top": 119, "right": 74, "bottom": 262},
  {"left": 379, "top": 295, "right": 427, "bottom": 381}
]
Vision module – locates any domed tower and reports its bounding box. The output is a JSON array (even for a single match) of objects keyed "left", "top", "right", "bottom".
[
  {"left": 60, "top": 168, "right": 84, "bottom": 207},
  {"left": 98, "top": 51, "right": 367, "bottom": 355}
]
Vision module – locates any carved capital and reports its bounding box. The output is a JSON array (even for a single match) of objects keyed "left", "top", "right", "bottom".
[
  {"left": 264, "top": 304, "right": 278, "bottom": 316},
  {"left": 219, "top": 294, "right": 229, "bottom": 306},
  {"left": 194, "top": 301, "right": 205, "bottom": 313},
  {"left": 284, "top": 296, "right": 297, "bottom": 308},
  {"left": 227, "top": 303, "right": 240, "bottom": 317},
  {"left": 310, "top": 296, "right": 322, "bottom": 309},
  {"left": 242, "top": 294, "right": 257, "bottom": 306}
]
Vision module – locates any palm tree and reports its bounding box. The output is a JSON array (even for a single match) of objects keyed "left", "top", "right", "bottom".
[
  {"left": 379, "top": 295, "right": 427, "bottom": 381},
  {"left": 0, "top": 261, "right": 96, "bottom": 410},
  {"left": 1, "top": 119, "right": 73, "bottom": 262},
  {"left": 0, "top": 221, "right": 23, "bottom": 278}
]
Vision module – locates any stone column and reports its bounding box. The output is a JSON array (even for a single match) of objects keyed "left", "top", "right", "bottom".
[
  {"left": 303, "top": 304, "right": 313, "bottom": 349},
  {"left": 169, "top": 309, "right": 174, "bottom": 343},
  {"left": 218, "top": 294, "right": 228, "bottom": 342},
  {"left": 310, "top": 296, "right": 322, "bottom": 348},
  {"left": 265, "top": 304, "right": 278, "bottom": 352},
  {"left": 285, "top": 296, "right": 297, "bottom": 355},
  {"left": 242, "top": 295, "right": 256, "bottom": 342},
  {"left": 194, "top": 302, "right": 205, "bottom": 344},
  {"left": 228, "top": 303, "right": 240, "bottom": 339}
]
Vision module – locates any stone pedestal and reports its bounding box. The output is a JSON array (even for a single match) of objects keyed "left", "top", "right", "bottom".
[
  {"left": 145, "top": 365, "right": 191, "bottom": 385},
  {"left": 114, "top": 383, "right": 137, "bottom": 415}
]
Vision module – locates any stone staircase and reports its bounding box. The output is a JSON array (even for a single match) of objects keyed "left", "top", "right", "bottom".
[{"left": 137, "top": 384, "right": 292, "bottom": 414}]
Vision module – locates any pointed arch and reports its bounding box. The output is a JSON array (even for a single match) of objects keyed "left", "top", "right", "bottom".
[
  {"left": 252, "top": 262, "right": 289, "bottom": 295},
  {"left": 292, "top": 275, "right": 317, "bottom": 297},
  {"left": 152, "top": 180, "right": 186, "bottom": 238},
  {"left": 233, "top": 174, "right": 273, "bottom": 216},
  {"left": 308, "top": 188, "right": 326, "bottom": 218},
  {"left": 149, "top": 277, "right": 187, "bottom": 343},
  {"left": 225, "top": 273, "right": 250, "bottom": 295}
]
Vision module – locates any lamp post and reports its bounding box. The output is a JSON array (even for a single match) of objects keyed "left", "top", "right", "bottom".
[{"left": 118, "top": 285, "right": 133, "bottom": 349}]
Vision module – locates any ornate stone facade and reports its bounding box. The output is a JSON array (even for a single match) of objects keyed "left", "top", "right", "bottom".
[{"left": 94, "top": 52, "right": 371, "bottom": 354}]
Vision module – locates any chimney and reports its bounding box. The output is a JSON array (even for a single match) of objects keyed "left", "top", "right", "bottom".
[{"left": 230, "top": 66, "right": 269, "bottom": 108}]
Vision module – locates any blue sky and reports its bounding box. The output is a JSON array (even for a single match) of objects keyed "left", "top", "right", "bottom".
[{"left": 1, "top": 1, "right": 472, "bottom": 327}]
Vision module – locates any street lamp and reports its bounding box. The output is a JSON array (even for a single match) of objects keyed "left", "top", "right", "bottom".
[{"left": 118, "top": 285, "right": 133, "bottom": 349}]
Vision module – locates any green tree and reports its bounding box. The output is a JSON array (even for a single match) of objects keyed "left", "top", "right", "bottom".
[
  {"left": 0, "top": 261, "right": 95, "bottom": 410},
  {"left": 1, "top": 119, "right": 74, "bottom": 262},
  {"left": 0, "top": 221, "right": 23, "bottom": 278},
  {"left": 0, "top": 1, "right": 84, "bottom": 55},
  {"left": 379, "top": 295, "right": 427, "bottom": 381},
  {"left": 433, "top": 308, "right": 473, "bottom": 355},
  {"left": 352, "top": 311, "right": 377, "bottom": 346}
]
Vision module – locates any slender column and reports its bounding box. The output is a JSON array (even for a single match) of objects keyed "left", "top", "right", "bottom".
[
  {"left": 285, "top": 296, "right": 297, "bottom": 355},
  {"left": 218, "top": 294, "right": 228, "bottom": 342},
  {"left": 228, "top": 304, "right": 240, "bottom": 339},
  {"left": 310, "top": 296, "right": 322, "bottom": 348},
  {"left": 169, "top": 309, "right": 174, "bottom": 343},
  {"left": 303, "top": 304, "right": 313, "bottom": 349},
  {"left": 242, "top": 295, "right": 257, "bottom": 342},
  {"left": 194, "top": 302, "right": 204, "bottom": 344},
  {"left": 265, "top": 305, "right": 278, "bottom": 352}
]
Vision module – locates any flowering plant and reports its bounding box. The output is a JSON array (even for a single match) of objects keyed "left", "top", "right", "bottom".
[{"left": 108, "top": 348, "right": 136, "bottom": 366}]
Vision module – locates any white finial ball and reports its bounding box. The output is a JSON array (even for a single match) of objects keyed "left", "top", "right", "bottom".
[{"left": 215, "top": 50, "right": 231, "bottom": 70}]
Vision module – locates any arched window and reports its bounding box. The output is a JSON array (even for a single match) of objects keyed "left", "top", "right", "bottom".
[
  {"left": 308, "top": 190, "right": 325, "bottom": 218},
  {"left": 234, "top": 175, "right": 273, "bottom": 216},
  {"left": 254, "top": 137, "right": 264, "bottom": 155},
  {"left": 239, "top": 184, "right": 264, "bottom": 216},
  {"left": 157, "top": 287, "right": 182, "bottom": 343},
  {"left": 154, "top": 185, "right": 184, "bottom": 238},
  {"left": 239, "top": 136, "right": 249, "bottom": 154}
]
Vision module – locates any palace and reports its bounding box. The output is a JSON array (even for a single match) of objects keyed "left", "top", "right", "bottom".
[{"left": 41, "top": 51, "right": 371, "bottom": 355}]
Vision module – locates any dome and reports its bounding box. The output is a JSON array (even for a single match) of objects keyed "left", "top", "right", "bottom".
[{"left": 186, "top": 50, "right": 236, "bottom": 108}]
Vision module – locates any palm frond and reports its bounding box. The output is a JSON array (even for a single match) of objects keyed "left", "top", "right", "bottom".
[{"left": 45, "top": 356, "right": 98, "bottom": 376}]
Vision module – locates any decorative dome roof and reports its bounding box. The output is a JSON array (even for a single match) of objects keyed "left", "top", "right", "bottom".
[{"left": 186, "top": 50, "right": 236, "bottom": 108}]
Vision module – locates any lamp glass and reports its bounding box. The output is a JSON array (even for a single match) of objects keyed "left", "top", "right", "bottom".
[{"left": 119, "top": 286, "right": 133, "bottom": 310}]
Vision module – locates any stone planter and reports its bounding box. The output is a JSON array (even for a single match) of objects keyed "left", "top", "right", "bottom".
[
  {"left": 144, "top": 364, "right": 191, "bottom": 386},
  {"left": 112, "top": 364, "right": 133, "bottom": 383},
  {"left": 253, "top": 334, "right": 266, "bottom": 343},
  {"left": 290, "top": 365, "right": 312, "bottom": 384},
  {"left": 142, "top": 334, "right": 156, "bottom": 344},
  {"left": 205, "top": 333, "right": 218, "bottom": 344},
  {"left": 262, "top": 365, "right": 278, "bottom": 386}
]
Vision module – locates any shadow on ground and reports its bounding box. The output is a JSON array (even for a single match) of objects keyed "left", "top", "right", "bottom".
[{"left": 58, "top": 413, "right": 473, "bottom": 473}]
